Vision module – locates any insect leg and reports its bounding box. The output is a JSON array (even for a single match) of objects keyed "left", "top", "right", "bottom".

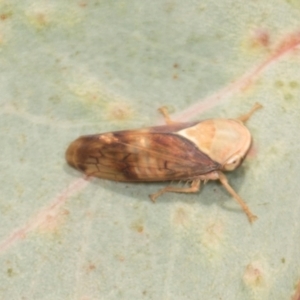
[
  {"left": 217, "top": 171, "right": 257, "bottom": 223},
  {"left": 237, "top": 102, "right": 263, "bottom": 123},
  {"left": 149, "top": 179, "right": 201, "bottom": 202},
  {"left": 158, "top": 106, "right": 175, "bottom": 125}
]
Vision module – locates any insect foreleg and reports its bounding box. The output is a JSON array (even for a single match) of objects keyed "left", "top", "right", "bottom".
[
  {"left": 149, "top": 179, "right": 201, "bottom": 202},
  {"left": 237, "top": 102, "right": 263, "bottom": 123},
  {"left": 217, "top": 171, "right": 257, "bottom": 223}
]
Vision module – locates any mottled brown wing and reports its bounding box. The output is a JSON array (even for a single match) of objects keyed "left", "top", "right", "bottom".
[{"left": 66, "top": 128, "right": 220, "bottom": 182}]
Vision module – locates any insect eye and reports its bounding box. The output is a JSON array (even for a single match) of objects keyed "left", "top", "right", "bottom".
[{"left": 223, "top": 155, "right": 241, "bottom": 171}]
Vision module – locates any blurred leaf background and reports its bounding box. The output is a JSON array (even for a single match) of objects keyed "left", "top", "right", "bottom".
[{"left": 1, "top": 1, "right": 300, "bottom": 299}]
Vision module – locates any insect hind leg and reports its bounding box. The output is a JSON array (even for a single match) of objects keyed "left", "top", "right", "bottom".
[{"left": 149, "top": 180, "right": 201, "bottom": 202}]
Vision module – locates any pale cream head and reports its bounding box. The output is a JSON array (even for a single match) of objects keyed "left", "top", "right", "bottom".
[{"left": 177, "top": 119, "right": 252, "bottom": 171}]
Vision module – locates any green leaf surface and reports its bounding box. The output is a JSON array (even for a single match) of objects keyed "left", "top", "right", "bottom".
[{"left": 1, "top": 1, "right": 300, "bottom": 299}]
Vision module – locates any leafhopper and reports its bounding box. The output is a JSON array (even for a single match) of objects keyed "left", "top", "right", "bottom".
[{"left": 66, "top": 103, "right": 262, "bottom": 223}]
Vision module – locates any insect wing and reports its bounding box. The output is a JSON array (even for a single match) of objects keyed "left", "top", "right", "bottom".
[{"left": 67, "top": 127, "right": 220, "bottom": 181}]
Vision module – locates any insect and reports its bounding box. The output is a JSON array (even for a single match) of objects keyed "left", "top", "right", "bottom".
[{"left": 66, "top": 103, "right": 262, "bottom": 223}]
